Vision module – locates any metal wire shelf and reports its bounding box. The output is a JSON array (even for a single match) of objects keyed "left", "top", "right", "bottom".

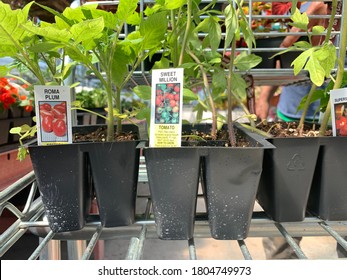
[{"left": 1, "top": 163, "right": 346, "bottom": 260}]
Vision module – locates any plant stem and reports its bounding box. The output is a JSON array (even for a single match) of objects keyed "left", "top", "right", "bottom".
[
  {"left": 319, "top": 0, "right": 347, "bottom": 135},
  {"left": 187, "top": 50, "right": 217, "bottom": 139},
  {"left": 298, "top": 83, "right": 316, "bottom": 135},
  {"left": 179, "top": 0, "right": 192, "bottom": 66},
  {"left": 226, "top": 37, "right": 236, "bottom": 147}
]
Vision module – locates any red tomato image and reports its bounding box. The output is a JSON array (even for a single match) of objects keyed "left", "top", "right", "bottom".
[
  {"left": 53, "top": 119, "right": 67, "bottom": 137},
  {"left": 54, "top": 103, "right": 66, "bottom": 113},
  {"left": 169, "top": 99, "right": 176, "bottom": 107},
  {"left": 40, "top": 103, "right": 52, "bottom": 111},
  {"left": 42, "top": 115, "right": 54, "bottom": 133},
  {"left": 52, "top": 107, "right": 65, "bottom": 119}
]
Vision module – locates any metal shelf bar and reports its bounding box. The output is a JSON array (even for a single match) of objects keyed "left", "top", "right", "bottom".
[
  {"left": 237, "top": 240, "right": 253, "bottom": 260},
  {"left": 188, "top": 238, "right": 198, "bottom": 260},
  {"left": 275, "top": 223, "right": 308, "bottom": 259},
  {"left": 29, "top": 230, "right": 56, "bottom": 260},
  {"left": 82, "top": 225, "right": 103, "bottom": 260}
]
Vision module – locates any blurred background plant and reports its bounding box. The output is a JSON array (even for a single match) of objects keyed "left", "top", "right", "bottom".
[
  {"left": 0, "top": 76, "right": 33, "bottom": 113},
  {"left": 242, "top": 1, "right": 288, "bottom": 32}
]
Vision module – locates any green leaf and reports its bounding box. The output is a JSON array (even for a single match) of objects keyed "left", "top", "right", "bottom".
[
  {"left": 290, "top": 9, "right": 309, "bottom": 31},
  {"left": 136, "top": 107, "right": 150, "bottom": 123},
  {"left": 0, "top": 65, "right": 9, "bottom": 77},
  {"left": 208, "top": 17, "right": 221, "bottom": 53},
  {"left": 304, "top": 56, "right": 326, "bottom": 86},
  {"left": 293, "top": 41, "right": 312, "bottom": 49},
  {"left": 223, "top": 4, "right": 237, "bottom": 50},
  {"left": 17, "top": 146, "right": 28, "bottom": 161},
  {"left": 0, "top": 2, "right": 33, "bottom": 53},
  {"left": 117, "top": 0, "right": 139, "bottom": 22},
  {"left": 164, "top": 0, "right": 186, "bottom": 10},
  {"left": 140, "top": 11, "right": 168, "bottom": 49},
  {"left": 315, "top": 43, "right": 337, "bottom": 77},
  {"left": 183, "top": 88, "right": 198, "bottom": 102},
  {"left": 312, "top": 25, "right": 325, "bottom": 35},
  {"left": 28, "top": 42, "right": 63, "bottom": 53},
  {"left": 35, "top": 2, "right": 75, "bottom": 26},
  {"left": 70, "top": 17, "right": 104, "bottom": 44},
  {"left": 292, "top": 49, "right": 313, "bottom": 75},
  {"left": 110, "top": 46, "right": 129, "bottom": 88},
  {"left": 235, "top": 52, "right": 262, "bottom": 71},
  {"left": 133, "top": 85, "right": 151, "bottom": 100},
  {"left": 10, "top": 127, "right": 22, "bottom": 135},
  {"left": 231, "top": 73, "right": 247, "bottom": 100},
  {"left": 23, "top": 24, "right": 72, "bottom": 42}
]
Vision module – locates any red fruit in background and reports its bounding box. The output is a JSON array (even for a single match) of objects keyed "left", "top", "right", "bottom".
[
  {"left": 174, "top": 94, "right": 180, "bottom": 101},
  {"left": 42, "top": 115, "right": 53, "bottom": 133},
  {"left": 169, "top": 99, "right": 176, "bottom": 107},
  {"left": 174, "top": 86, "right": 180, "bottom": 93},
  {"left": 53, "top": 119, "right": 67, "bottom": 137}
]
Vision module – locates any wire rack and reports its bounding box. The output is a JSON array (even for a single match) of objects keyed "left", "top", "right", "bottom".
[
  {"left": 1, "top": 158, "right": 347, "bottom": 260},
  {"left": 1, "top": 0, "right": 347, "bottom": 260}
]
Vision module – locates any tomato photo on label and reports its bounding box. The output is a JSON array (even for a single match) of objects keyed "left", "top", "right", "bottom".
[
  {"left": 54, "top": 103, "right": 66, "bottom": 113},
  {"left": 42, "top": 115, "right": 53, "bottom": 133},
  {"left": 40, "top": 103, "right": 52, "bottom": 111},
  {"left": 52, "top": 107, "right": 65, "bottom": 119},
  {"left": 53, "top": 119, "right": 67, "bottom": 137}
]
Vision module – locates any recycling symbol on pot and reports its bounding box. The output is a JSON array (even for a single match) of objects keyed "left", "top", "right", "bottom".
[{"left": 287, "top": 153, "right": 305, "bottom": 171}]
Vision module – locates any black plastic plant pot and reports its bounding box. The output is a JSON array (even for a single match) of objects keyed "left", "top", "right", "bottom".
[
  {"left": 257, "top": 137, "right": 320, "bottom": 222},
  {"left": 28, "top": 143, "right": 91, "bottom": 233},
  {"left": 201, "top": 124, "right": 275, "bottom": 240},
  {"left": 73, "top": 124, "right": 142, "bottom": 228},
  {"left": 84, "top": 140, "right": 140, "bottom": 227},
  {"left": 308, "top": 137, "right": 347, "bottom": 221},
  {"left": 143, "top": 146, "right": 201, "bottom": 240}
]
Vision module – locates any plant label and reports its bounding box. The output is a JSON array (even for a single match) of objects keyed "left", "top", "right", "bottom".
[
  {"left": 330, "top": 88, "right": 347, "bottom": 136},
  {"left": 150, "top": 68, "right": 184, "bottom": 147},
  {"left": 34, "top": 85, "right": 72, "bottom": 145}
]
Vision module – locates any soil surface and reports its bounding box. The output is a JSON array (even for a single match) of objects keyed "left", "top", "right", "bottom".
[
  {"left": 73, "top": 127, "right": 138, "bottom": 142},
  {"left": 255, "top": 121, "right": 333, "bottom": 137}
]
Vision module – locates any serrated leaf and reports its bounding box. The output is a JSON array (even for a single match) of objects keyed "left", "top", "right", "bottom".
[
  {"left": 292, "top": 49, "right": 313, "bottom": 75},
  {"left": 133, "top": 85, "right": 151, "bottom": 100},
  {"left": 304, "top": 56, "right": 326, "bottom": 86},
  {"left": 235, "top": 52, "right": 262, "bottom": 71},
  {"left": 117, "top": 0, "right": 139, "bottom": 22},
  {"left": 312, "top": 25, "right": 325, "bottom": 35},
  {"left": 23, "top": 24, "right": 72, "bottom": 42},
  {"left": 140, "top": 11, "right": 168, "bottom": 49},
  {"left": 290, "top": 9, "right": 309, "bottom": 31},
  {"left": 70, "top": 17, "right": 104, "bottom": 44}
]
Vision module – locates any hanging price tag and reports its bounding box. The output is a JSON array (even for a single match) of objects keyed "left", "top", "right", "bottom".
[{"left": 149, "top": 68, "right": 184, "bottom": 147}]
